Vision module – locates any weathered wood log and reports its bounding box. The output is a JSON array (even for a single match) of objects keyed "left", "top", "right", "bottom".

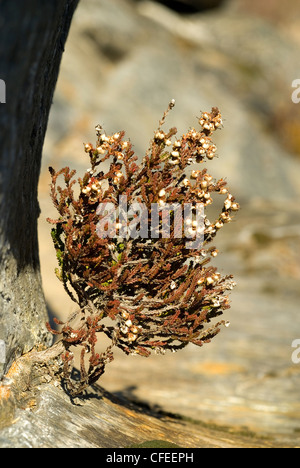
[{"left": 0, "top": 349, "right": 289, "bottom": 448}]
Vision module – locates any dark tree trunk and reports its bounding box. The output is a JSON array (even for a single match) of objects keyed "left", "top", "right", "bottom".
[{"left": 0, "top": 0, "right": 79, "bottom": 377}]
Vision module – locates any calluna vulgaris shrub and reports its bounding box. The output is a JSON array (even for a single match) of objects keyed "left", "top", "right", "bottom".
[{"left": 47, "top": 101, "right": 239, "bottom": 395}]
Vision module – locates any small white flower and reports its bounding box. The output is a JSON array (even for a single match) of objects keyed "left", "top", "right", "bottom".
[
  {"left": 215, "top": 220, "right": 224, "bottom": 229},
  {"left": 82, "top": 186, "right": 91, "bottom": 194},
  {"left": 84, "top": 143, "right": 92, "bottom": 152},
  {"left": 206, "top": 152, "right": 215, "bottom": 160},
  {"left": 155, "top": 132, "right": 165, "bottom": 140},
  {"left": 212, "top": 299, "right": 220, "bottom": 308},
  {"left": 97, "top": 146, "right": 105, "bottom": 155},
  {"left": 206, "top": 277, "right": 214, "bottom": 286},
  {"left": 219, "top": 187, "right": 228, "bottom": 195},
  {"left": 128, "top": 333, "right": 137, "bottom": 342},
  {"left": 224, "top": 199, "right": 232, "bottom": 210},
  {"left": 220, "top": 212, "right": 231, "bottom": 222},
  {"left": 100, "top": 134, "right": 109, "bottom": 143}
]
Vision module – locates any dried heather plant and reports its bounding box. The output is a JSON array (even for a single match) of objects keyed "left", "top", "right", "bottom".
[{"left": 47, "top": 101, "right": 239, "bottom": 395}]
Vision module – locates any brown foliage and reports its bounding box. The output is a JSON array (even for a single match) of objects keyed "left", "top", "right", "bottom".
[{"left": 47, "top": 102, "right": 239, "bottom": 395}]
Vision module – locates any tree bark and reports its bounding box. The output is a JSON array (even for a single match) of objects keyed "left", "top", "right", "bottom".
[{"left": 0, "top": 0, "right": 79, "bottom": 377}]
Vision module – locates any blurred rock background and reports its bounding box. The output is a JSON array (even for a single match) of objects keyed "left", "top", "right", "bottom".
[{"left": 38, "top": 0, "right": 300, "bottom": 442}]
